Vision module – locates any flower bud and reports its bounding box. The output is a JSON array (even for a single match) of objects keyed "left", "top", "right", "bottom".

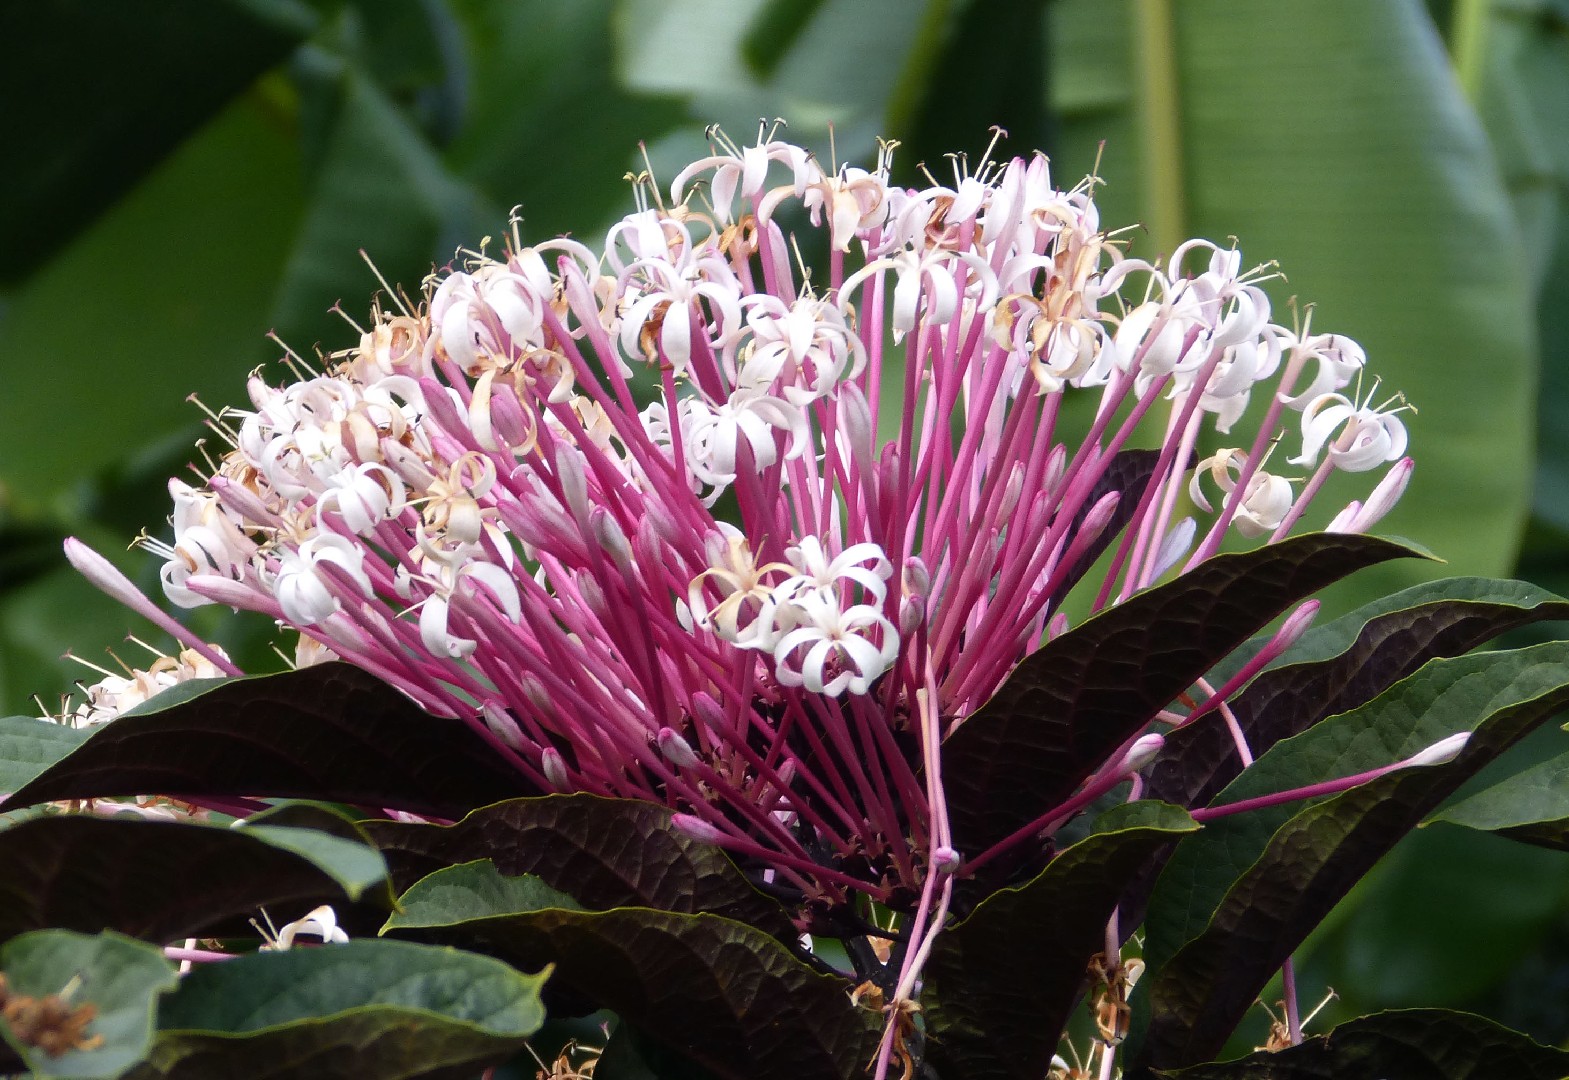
[
  {"left": 1118, "top": 733, "right": 1165, "bottom": 774},
  {"left": 540, "top": 747, "right": 571, "bottom": 791},
  {"left": 657, "top": 727, "right": 703, "bottom": 769},
  {"left": 482, "top": 702, "right": 525, "bottom": 751},
  {"left": 1405, "top": 732, "right": 1469, "bottom": 768},
  {"left": 671, "top": 813, "right": 727, "bottom": 845}
]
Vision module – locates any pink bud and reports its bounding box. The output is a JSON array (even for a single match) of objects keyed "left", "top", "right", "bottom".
[
  {"left": 657, "top": 727, "right": 702, "bottom": 769},
  {"left": 1350, "top": 457, "right": 1413, "bottom": 532},
  {"left": 690, "top": 692, "right": 728, "bottom": 734},
  {"left": 481, "top": 702, "right": 525, "bottom": 751},
  {"left": 590, "top": 507, "right": 635, "bottom": 571},
  {"left": 671, "top": 813, "right": 727, "bottom": 845},
  {"left": 540, "top": 747, "right": 571, "bottom": 791}
]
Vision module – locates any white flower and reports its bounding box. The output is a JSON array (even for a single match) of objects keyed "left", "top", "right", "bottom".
[
  {"left": 688, "top": 529, "right": 793, "bottom": 648},
  {"left": 771, "top": 590, "right": 899, "bottom": 696},
  {"left": 1291, "top": 390, "right": 1410, "bottom": 472},
  {"left": 737, "top": 295, "right": 866, "bottom": 403},
  {"left": 264, "top": 905, "right": 350, "bottom": 950},
  {"left": 1278, "top": 332, "right": 1366, "bottom": 410},
  {"left": 1189, "top": 449, "right": 1295, "bottom": 538},
  {"left": 271, "top": 533, "right": 375, "bottom": 625},
  {"left": 317, "top": 462, "right": 407, "bottom": 535},
  {"left": 618, "top": 239, "right": 744, "bottom": 374},
  {"left": 684, "top": 390, "right": 808, "bottom": 496},
  {"left": 671, "top": 132, "right": 815, "bottom": 222}
]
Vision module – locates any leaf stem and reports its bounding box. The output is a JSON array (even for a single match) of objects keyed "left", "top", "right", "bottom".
[
  {"left": 1133, "top": 0, "right": 1185, "bottom": 257},
  {"left": 1450, "top": 0, "right": 1492, "bottom": 105}
]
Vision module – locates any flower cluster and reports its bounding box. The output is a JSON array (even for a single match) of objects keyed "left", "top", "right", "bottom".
[{"left": 70, "top": 128, "right": 1412, "bottom": 907}]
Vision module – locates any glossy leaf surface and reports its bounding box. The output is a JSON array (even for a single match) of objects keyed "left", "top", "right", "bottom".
[
  {"left": 924, "top": 801, "right": 1197, "bottom": 1079},
  {"left": 943, "top": 533, "right": 1423, "bottom": 861},
  {"left": 0, "top": 815, "right": 387, "bottom": 945},
  {"left": 3, "top": 664, "right": 533, "bottom": 818},
  {"left": 1140, "top": 641, "right": 1569, "bottom": 1069},
  {"left": 123, "top": 939, "right": 546, "bottom": 1080},
  {"left": 1427, "top": 750, "right": 1569, "bottom": 852},
  {"left": 362, "top": 794, "right": 794, "bottom": 937}
]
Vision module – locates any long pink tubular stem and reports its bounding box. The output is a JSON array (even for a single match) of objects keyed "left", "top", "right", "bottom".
[
  {"left": 873, "top": 668, "right": 954, "bottom": 1080},
  {"left": 63, "top": 539, "right": 243, "bottom": 678},
  {"left": 1190, "top": 758, "right": 1418, "bottom": 822}
]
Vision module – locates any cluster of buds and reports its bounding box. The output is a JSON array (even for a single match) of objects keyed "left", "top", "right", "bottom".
[{"left": 67, "top": 126, "right": 1412, "bottom": 907}]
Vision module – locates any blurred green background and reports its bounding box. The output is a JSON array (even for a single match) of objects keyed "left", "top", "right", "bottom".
[{"left": 2, "top": 0, "right": 1567, "bottom": 1053}]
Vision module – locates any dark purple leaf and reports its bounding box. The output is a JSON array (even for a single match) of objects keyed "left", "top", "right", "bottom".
[
  {"left": 0, "top": 815, "right": 388, "bottom": 946},
  {"left": 1137, "top": 642, "right": 1569, "bottom": 1071},
  {"left": 362, "top": 794, "right": 795, "bottom": 938},
  {"left": 385, "top": 874, "right": 875, "bottom": 1080},
  {"left": 923, "top": 801, "right": 1197, "bottom": 1080},
  {"left": 1155, "top": 1009, "right": 1569, "bottom": 1080},
  {"left": 942, "top": 533, "right": 1424, "bottom": 862},
  {"left": 2, "top": 663, "right": 534, "bottom": 819}
]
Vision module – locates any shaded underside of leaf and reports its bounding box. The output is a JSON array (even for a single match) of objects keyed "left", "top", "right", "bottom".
[
  {"left": 2, "top": 663, "right": 534, "bottom": 818},
  {"left": 1139, "top": 642, "right": 1569, "bottom": 1070},
  {"left": 123, "top": 939, "right": 546, "bottom": 1080},
  {"left": 923, "top": 801, "right": 1198, "bottom": 1080},
  {"left": 942, "top": 532, "right": 1423, "bottom": 861},
  {"left": 0, "top": 815, "right": 387, "bottom": 946},
  {"left": 1156, "top": 1008, "right": 1569, "bottom": 1080},
  {"left": 361, "top": 794, "right": 794, "bottom": 938},
  {"left": 385, "top": 905, "right": 875, "bottom": 1080},
  {"left": 1148, "top": 577, "right": 1569, "bottom": 812}
]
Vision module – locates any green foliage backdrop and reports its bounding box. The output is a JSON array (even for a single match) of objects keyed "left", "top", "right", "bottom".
[{"left": 2, "top": 0, "right": 1565, "bottom": 1054}]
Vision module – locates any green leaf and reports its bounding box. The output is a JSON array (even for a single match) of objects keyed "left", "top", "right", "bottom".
[
  {"left": 384, "top": 860, "right": 583, "bottom": 929},
  {"left": 362, "top": 794, "right": 794, "bottom": 938},
  {"left": 888, "top": 0, "right": 1052, "bottom": 176},
  {"left": 1157, "top": 1008, "right": 1569, "bottom": 1080},
  {"left": 0, "top": 90, "right": 306, "bottom": 514},
  {"left": 121, "top": 939, "right": 546, "bottom": 1080},
  {"left": 383, "top": 895, "right": 874, "bottom": 1080},
  {"left": 740, "top": 0, "right": 833, "bottom": 78},
  {"left": 443, "top": 0, "right": 688, "bottom": 243},
  {"left": 923, "top": 801, "right": 1198, "bottom": 1080},
  {"left": 1148, "top": 576, "right": 1569, "bottom": 812},
  {"left": 942, "top": 532, "right": 1425, "bottom": 866},
  {"left": 0, "top": 715, "right": 88, "bottom": 795},
  {"left": 1052, "top": 0, "right": 1538, "bottom": 595},
  {"left": 1138, "top": 641, "right": 1569, "bottom": 1071},
  {"left": 0, "top": 0, "right": 313, "bottom": 284},
  {"left": 266, "top": 67, "right": 498, "bottom": 352},
  {"left": 1427, "top": 749, "right": 1569, "bottom": 850},
  {"left": 0, "top": 815, "right": 388, "bottom": 946},
  {"left": 0, "top": 930, "right": 178, "bottom": 1079},
  {"left": 2, "top": 663, "right": 534, "bottom": 819}
]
